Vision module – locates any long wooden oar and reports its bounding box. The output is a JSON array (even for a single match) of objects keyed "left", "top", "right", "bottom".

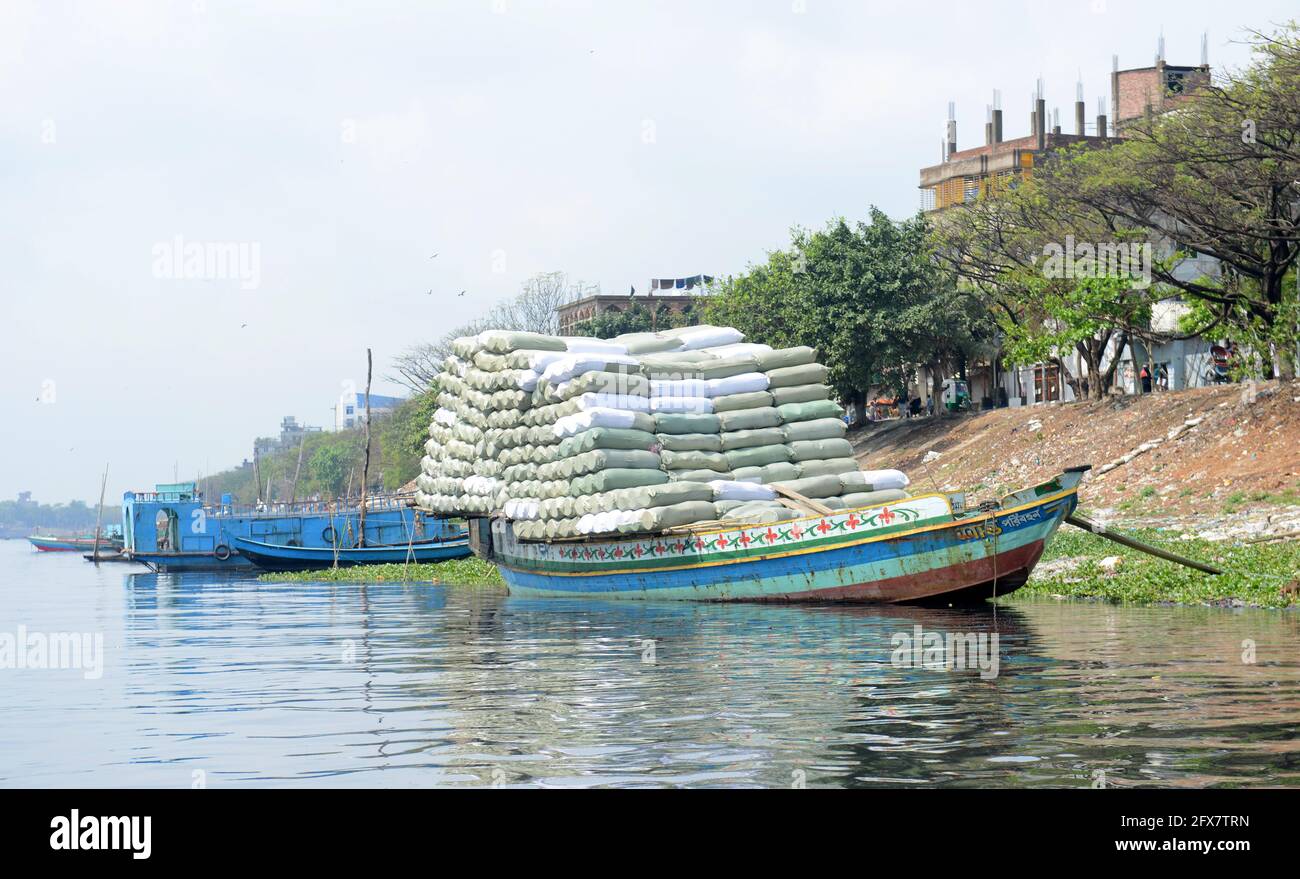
[{"left": 1065, "top": 514, "right": 1223, "bottom": 575}]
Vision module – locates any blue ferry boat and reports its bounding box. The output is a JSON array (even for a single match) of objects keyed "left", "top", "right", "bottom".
[{"left": 122, "top": 482, "right": 462, "bottom": 572}]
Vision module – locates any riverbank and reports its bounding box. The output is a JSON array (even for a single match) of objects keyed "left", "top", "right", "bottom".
[
  {"left": 851, "top": 379, "right": 1300, "bottom": 523},
  {"left": 1013, "top": 526, "right": 1299, "bottom": 609}
]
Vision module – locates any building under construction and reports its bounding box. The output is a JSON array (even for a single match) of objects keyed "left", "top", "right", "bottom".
[{"left": 919, "top": 38, "right": 1210, "bottom": 212}]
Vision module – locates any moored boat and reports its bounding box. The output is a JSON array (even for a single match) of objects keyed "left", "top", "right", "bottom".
[
  {"left": 122, "top": 482, "right": 463, "bottom": 572},
  {"left": 29, "top": 530, "right": 124, "bottom": 553},
  {"left": 471, "top": 468, "right": 1088, "bottom": 603},
  {"left": 231, "top": 533, "right": 471, "bottom": 571}
]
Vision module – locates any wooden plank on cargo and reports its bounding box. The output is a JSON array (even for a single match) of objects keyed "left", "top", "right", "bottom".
[{"left": 771, "top": 484, "right": 836, "bottom": 516}]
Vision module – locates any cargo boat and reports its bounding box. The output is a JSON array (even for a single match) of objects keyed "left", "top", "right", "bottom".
[{"left": 467, "top": 468, "right": 1087, "bottom": 603}]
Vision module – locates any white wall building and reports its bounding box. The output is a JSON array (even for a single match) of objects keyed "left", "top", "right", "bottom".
[{"left": 335, "top": 392, "right": 403, "bottom": 430}]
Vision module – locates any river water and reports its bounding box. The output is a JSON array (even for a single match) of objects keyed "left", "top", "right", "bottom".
[{"left": 1, "top": 538, "right": 1297, "bottom": 788}]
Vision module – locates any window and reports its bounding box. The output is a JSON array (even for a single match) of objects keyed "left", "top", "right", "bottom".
[{"left": 345, "top": 405, "right": 354, "bottom": 415}]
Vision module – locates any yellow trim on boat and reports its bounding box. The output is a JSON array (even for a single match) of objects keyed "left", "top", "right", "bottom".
[{"left": 496, "top": 486, "right": 1077, "bottom": 578}]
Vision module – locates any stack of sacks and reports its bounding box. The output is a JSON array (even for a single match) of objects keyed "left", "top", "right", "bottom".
[{"left": 414, "top": 324, "right": 916, "bottom": 539}]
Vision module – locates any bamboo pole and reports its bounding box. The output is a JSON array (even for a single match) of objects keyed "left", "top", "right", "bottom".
[
  {"left": 91, "top": 464, "right": 109, "bottom": 562},
  {"left": 358, "top": 348, "right": 373, "bottom": 548},
  {"left": 1065, "top": 514, "right": 1223, "bottom": 575},
  {"left": 290, "top": 437, "right": 305, "bottom": 504},
  {"left": 1244, "top": 529, "right": 1300, "bottom": 545}
]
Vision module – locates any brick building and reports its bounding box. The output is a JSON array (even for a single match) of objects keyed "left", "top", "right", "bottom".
[
  {"left": 920, "top": 44, "right": 1209, "bottom": 212},
  {"left": 556, "top": 291, "right": 705, "bottom": 335},
  {"left": 915, "top": 38, "right": 1218, "bottom": 407}
]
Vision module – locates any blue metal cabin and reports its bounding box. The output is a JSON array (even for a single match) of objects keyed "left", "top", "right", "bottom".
[{"left": 122, "top": 482, "right": 458, "bottom": 572}]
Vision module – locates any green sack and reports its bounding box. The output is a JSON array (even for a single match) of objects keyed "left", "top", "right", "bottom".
[
  {"left": 717, "top": 407, "right": 782, "bottom": 431},
  {"left": 656, "top": 432, "right": 723, "bottom": 453},
  {"left": 623, "top": 501, "right": 719, "bottom": 533},
  {"left": 755, "top": 346, "right": 817, "bottom": 372},
  {"left": 719, "top": 427, "right": 786, "bottom": 451},
  {"left": 479, "top": 331, "right": 568, "bottom": 354},
  {"left": 770, "top": 474, "right": 843, "bottom": 499},
  {"left": 557, "top": 371, "right": 649, "bottom": 400},
  {"left": 711, "top": 391, "right": 774, "bottom": 413},
  {"left": 667, "top": 469, "right": 734, "bottom": 483},
  {"left": 697, "top": 355, "right": 760, "bottom": 380},
  {"left": 796, "top": 458, "right": 860, "bottom": 478},
  {"left": 654, "top": 412, "right": 722, "bottom": 435},
  {"left": 766, "top": 363, "right": 830, "bottom": 388},
  {"left": 770, "top": 383, "right": 831, "bottom": 406},
  {"left": 660, "top": 449, "right": 731, "bottom": 472},
  {"left": 571, "top": 449, "right": 662, "bottom": 475},
  {"left": 777, "top": 399, "right": 843, "bottom": 424},
  {"left": 611, "top": 482, "right": 715, "bottom": 511},
  {"left": 557, "top": 428, "right": 659, "bottom": 458},
  {"left": 724, "top": 444, "right": 790, "bottom": 469},
  {"left": 781, "top": 418, "right": 847, "bottom": 442},
  {"left": 788, "top": 438, "right": 855, "bottom": 462},
  {"left": 571, "top": 469, "right": 669, "bottom": 495},
  {"left": 616, "top": 332, "right": 685, "bottom": 355},
  {"left": 839, "top": 489, "right": 909, "bottom": 508},
  {"left": 721, "top": 502, "right": 799, "bottom": 524},
  {"left": 757, "top": 462, "right": 801, "bottom": 483}
]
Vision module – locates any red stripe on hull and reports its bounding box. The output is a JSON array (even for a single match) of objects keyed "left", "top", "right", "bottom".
[{"left": 772, "top": 539, "right": 1047, "bottom": 604}]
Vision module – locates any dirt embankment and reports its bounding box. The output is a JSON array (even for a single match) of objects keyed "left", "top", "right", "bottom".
[{"left": 849, "top": 380, "right": 1300, "bottom": 527}]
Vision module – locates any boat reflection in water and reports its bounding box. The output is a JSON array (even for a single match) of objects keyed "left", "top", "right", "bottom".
[{"left": 116, "top": 571, "right": 1300, "bottom": 787}]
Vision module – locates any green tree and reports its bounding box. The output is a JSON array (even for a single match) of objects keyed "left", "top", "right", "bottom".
[
  {"left": 377, "top": 389, "right": 440, "bottom": 490},
  {"left": 711, "top": 208, "right": 992, "bottom": 421},
  {"left": 309, "top": 442, "right": 355, "bottom": 499}
]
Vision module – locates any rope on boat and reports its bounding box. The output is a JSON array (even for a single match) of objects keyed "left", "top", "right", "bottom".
[
  {"left": 401, "top": 511, "right": 417, "bottom": 581},
  {"left": 330, "top": 501, "right": 341, "bottom": 569},
  {"left": 990, "top": 509, "right": 999, "bottom": 606}
]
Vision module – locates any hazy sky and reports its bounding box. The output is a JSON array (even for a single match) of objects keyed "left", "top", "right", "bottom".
[{"left": 2, "top": 0, "right": 1293, "bottom": 503}]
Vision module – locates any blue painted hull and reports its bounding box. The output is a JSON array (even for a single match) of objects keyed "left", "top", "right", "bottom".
[
  {"left": 123, "top": 490, "right": 462, "bottom": 572},
  {"left": 489, "top": 473, "right": 1083, "bottom": 603},
  {"left": 126, "top": 551, "right": 257, "bottom": 572},
  {"left": 232, "top": 535, "right": 471, "bottom": 571}
]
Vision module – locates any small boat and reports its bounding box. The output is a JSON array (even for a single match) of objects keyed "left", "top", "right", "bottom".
[
  {"left": 470, "top": 468, "right": 1090, "bottom": 603},
  {"left": 231, "top": 534, "right": 471, "bottom": 572},
  {"left": 83, "top": 549, "right": 136, "bottom": 563},
  {"left": 30, "top": 531, "right": 124, "bottom": 553}
]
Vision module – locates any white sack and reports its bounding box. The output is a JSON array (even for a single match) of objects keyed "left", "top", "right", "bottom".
[
  {"left": 708, "top": 480, "right": 778, "bottom": 502},
  {"left": 705, "top": 372, "right": 770, "bottom": 397}
]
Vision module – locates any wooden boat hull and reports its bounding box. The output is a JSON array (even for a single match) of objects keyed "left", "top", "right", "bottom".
[
  {"left": 486, "top": 472, "right": 1083, "bottom": 603},
  {"left": 30, "top": 536, "right": 123, "bottom": 553},
  {"left": 231, "top": 535, "right": 472, "bottom": 572}
]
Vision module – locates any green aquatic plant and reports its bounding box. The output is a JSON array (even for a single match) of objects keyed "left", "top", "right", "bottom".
[
  {"left": 1016, "top": 527, "right": 1300, "bottom": 608},
  {"left": 260, "top": 557, "right": 504, "bottom": 587}
]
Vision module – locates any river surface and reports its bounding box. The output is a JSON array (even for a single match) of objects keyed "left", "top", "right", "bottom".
[{"left": 1, "top": 538, "right": 1297, "bottom": 788}]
